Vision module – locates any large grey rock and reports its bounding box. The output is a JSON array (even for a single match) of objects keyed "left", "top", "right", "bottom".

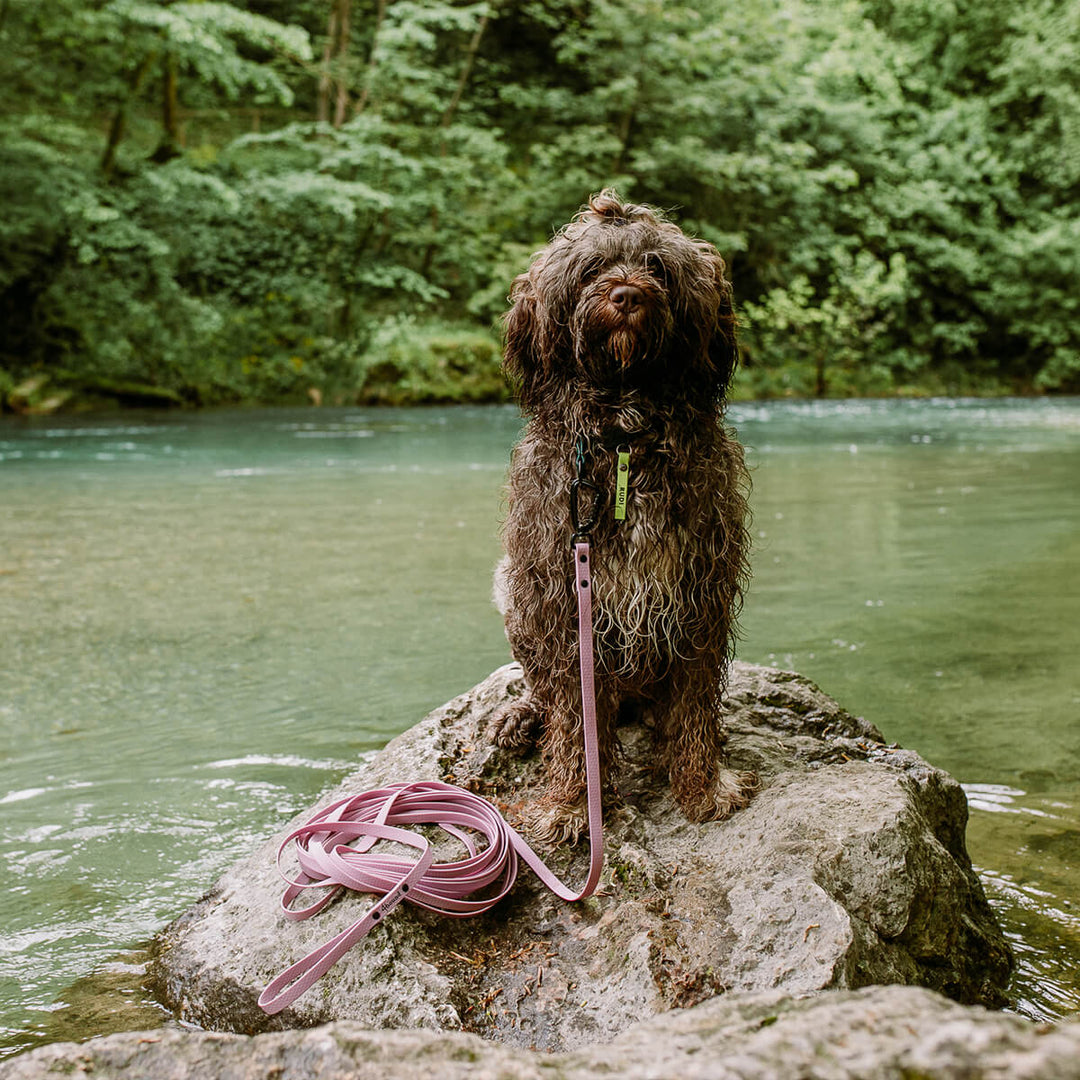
[
  {"left": 147, "top": 662, "right": 1011, "bottom": 1051},
  {"left": 5, "top": 986, "right": 1078, "bottom": 1080}
]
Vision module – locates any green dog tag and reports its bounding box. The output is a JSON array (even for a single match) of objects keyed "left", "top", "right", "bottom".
[{"left": 614, "top": 450, "right": 630, "bottom": 520}]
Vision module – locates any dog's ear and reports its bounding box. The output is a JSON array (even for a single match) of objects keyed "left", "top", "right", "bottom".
[
  {"left": 502, "top": 272, "right": 545, "bottom": 410},
  {"left": 706, "top": 254, "right": 739, "bottom": 397}
]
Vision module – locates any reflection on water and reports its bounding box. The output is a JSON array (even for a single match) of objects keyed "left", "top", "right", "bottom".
[{"left": 1, "top": 398, "right": 1078, "bottom": 1055}]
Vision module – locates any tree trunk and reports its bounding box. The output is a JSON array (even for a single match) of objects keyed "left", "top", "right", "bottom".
[
  {"left": 354, "top": 0, "right": 387, "bottom": 117},
  {"left": 101, "top": 51, "right": 156, "bottom": 177},
  {"left": 440, "top": 9, "right": 490, "bottom": 129},
  {"left": 611, "top": 101, "right": 636, "bottom": 175},
  {"left": 421, "top": 8, "right": 493, "bottom": 272},
  {"left": 332, "top": 0, "right": 352, "bottom": 128},
  {"left": 149, "top": 54, "right": 182, "bottom": 163},
  {"left": 317, "top": 3, "right": 340, "bottom": 123},
  {"left": 318, "top": 0, "right": 353, "bottom": 127}
]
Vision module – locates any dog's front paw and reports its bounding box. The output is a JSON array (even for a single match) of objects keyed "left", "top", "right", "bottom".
[
  {"left": 491, "top": 697, "right": 542, "bottom": 753},
  {"left": 521, "top": 795, "right": 588, "bottom": 847},
  {"left": 675, "top": 768, "right": 758, "bottom": 823},
  {"left": 709, "top": 768, "right": 758, "bottom": 820}
]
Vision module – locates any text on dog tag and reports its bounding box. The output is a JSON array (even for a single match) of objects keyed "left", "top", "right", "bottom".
[{"left": 614, "top": 450, "right": 630, "bottom": 520}]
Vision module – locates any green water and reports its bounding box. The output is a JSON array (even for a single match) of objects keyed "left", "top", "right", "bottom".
[{"left": 1, "top": 398, "right": 1078, "bottom": 1055}]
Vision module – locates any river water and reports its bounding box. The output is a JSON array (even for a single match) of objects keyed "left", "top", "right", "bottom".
[{"left": 1, "top": 398, "right": 1078, "bottom": 1055}]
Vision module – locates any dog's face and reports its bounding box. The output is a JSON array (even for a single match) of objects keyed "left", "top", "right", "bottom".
[{"left": 504, "top": 190, "right": 738, "bottom": 410}]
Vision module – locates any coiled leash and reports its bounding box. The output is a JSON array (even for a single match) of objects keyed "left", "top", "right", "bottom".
[{"left": 258, "top": 453, "right": 605, "bottom": 1015}]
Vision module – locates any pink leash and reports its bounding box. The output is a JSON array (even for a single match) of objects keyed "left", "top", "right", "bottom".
[{"left": 258, "top": 542, "right": 604, "bottom": 1015}]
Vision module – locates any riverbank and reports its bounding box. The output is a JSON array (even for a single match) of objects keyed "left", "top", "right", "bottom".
[
  {"left": 0, "top": 326, "right": 1057, "bottom": 417},
  {"left": 0, "top": 322, "right": 510, "bottom": 416}
]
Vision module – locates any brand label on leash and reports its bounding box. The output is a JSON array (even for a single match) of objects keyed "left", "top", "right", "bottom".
[
  {"left": 614, "top": 450, "right": 630, "bottom": 520},
  {"left": 613, "top": 447, "right": 630, "bottom": 514}
]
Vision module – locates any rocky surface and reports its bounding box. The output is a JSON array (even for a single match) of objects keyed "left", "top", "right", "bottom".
[
  {"left": 146, "top": 662, "right": 1012, "bottom": 1051},
  {"left": 5, "top": 986, "right": 1079, "bottom": 1080}
]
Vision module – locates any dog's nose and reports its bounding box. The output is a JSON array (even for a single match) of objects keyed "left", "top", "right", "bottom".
[{"left": 610, "top": 284, "right": 645, "bottom": 312}]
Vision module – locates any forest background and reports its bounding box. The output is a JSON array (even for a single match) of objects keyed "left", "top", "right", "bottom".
[{"left": 1, "top": 0, "right": 1078, "bottom": 412}]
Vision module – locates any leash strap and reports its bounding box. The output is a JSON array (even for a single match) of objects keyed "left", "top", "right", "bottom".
[{"left": 258, "top": 541, "right": 604, "bottom": 1015}]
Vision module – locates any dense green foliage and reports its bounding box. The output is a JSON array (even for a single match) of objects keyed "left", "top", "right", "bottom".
[{"left": 1, "top": 0, "right": 1078, "bottom": 410}]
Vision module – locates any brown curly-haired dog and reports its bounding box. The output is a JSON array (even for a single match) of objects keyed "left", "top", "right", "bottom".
[{"left": 493, "top": 190, "right": 755, "bottom": 843}]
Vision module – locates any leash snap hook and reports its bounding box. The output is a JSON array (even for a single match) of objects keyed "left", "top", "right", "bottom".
[{"left": 569, "top": 476, "right": 602, "bottom": 543}]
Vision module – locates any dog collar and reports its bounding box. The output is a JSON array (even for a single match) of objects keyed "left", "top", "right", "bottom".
[{"left": 598, "top": 424, "right": 657, "bottom": 450}]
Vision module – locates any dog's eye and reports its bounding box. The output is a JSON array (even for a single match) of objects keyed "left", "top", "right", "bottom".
[
  {"left": 644, "top": 253, "right": 670, "bottom": 283},
  {"left": 579, "top": 257, "right": 606, "bottom": 284}
]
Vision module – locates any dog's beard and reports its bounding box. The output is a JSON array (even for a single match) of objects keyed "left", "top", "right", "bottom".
[{"left": 607, "top": 326, "right": 646, "bottom": 369}]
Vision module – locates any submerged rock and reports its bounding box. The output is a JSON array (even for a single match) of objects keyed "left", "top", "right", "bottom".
[
  {"left": 147, "top": 662, "right": 1011, "bottom": 1051},
  {"left": 5, "top": 986, "right": 1077, "bottom": 1080}
]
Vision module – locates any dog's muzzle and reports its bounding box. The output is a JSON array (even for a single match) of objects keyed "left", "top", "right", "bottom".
[{"left": 572, "top": 275, "right": 669, "bottom": 376}]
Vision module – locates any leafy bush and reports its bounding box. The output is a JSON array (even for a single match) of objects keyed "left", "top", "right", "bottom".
[{"left": 356, "top": 317, "right": 506, "bottom": 405}]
